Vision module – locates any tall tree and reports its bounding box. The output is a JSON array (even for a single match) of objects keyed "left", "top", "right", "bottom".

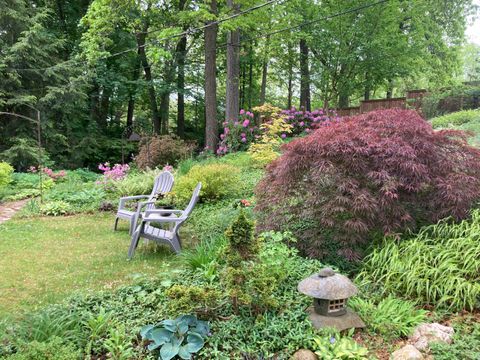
[
  {"left": 225, "top": 0, "right": 240, "bottom": 122},
  {"left": 259, "top": 36, "right": 270, "bottom": 105},
  {"left": 136, "top": 29, "right": 161, "bottom": 134},
  {"left": 204, "top": 0, "right": 218, "bottom": 151},
  {"left": 299, "top": 38, "right": 311, "bottom": 110}
]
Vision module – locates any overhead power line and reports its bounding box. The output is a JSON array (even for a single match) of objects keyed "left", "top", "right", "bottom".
[
  {"left": 217, "top": 0, "right": 391, "bottom": 48},
  {"left": 6, "top": 0, "right": 391, "bottom": 73},
  {"left": 7, "top": 0, "right": 286, "bottom": 72}
]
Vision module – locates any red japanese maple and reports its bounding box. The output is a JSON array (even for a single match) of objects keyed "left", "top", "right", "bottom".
[{"left": 255, "top": 109, "right": 480, "bottom": 262}]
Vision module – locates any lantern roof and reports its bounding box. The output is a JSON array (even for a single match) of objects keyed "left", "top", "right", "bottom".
[{"left": 297, "top": 267, "right": 358, "bottom": 300}]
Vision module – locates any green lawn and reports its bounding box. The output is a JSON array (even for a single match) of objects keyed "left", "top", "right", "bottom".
[{"left": 0, "top": 213, "right": 178, "bottom": 317}]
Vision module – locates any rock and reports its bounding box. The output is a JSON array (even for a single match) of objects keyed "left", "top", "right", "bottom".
[
  {"left": 391, "top": 345, "right": 424, "bottom": 360},
  {"left": 291, "top": 349, "right": 317, "bottom": 360},
  {"left": 410, "top": 323, "right": 454, "bottom": 351}
]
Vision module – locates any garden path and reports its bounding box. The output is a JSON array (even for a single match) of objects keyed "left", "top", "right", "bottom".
[{"left": 0, "top": 199, "right": 28, "bottom": 224}]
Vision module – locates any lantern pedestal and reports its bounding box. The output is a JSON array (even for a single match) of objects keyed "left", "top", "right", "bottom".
[{"left": 307, "top": 306, "right": 365, "bottom": 331}]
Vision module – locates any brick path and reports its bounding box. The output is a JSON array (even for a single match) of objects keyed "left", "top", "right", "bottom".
[{"left": 0, "top": 199, "right": 28, "bottom": 224}]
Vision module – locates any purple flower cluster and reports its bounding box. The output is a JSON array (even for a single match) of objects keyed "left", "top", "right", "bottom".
[
  {"left": 280, "top": 107, "right": 338, "bottom": 137},
  {"left": 217, "top": 110, "right": 260, "bottom": 155}
]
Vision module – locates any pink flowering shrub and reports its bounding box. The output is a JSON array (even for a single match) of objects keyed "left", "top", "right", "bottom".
[
  {"left": 163, "top": 164, "right": 174, "bottom": 172},
  {"left": 217, "top": 110, "right": 261, "bottom": 155},
  {"left": 97, "top": 163, "right": 130, "bottom": 190},
  {"left": 98, "top": 163, "right": 129, "bottom": 181},
  {"left": 28, "top": 166, "right": 67, "bottom": 181},
  {"left": 281, "top": 107, "right": 338, "bottom": 136}
]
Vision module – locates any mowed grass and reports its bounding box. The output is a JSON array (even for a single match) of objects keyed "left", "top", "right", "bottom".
[{"left": 0, "top": 212, "right": 177, "bottom": 317}]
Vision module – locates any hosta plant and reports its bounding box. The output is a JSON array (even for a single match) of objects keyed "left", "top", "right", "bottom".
[
  {"left": 141, "top": 315, "right": 209, "bottom": 360},
  {"left": 256, "top": 109, "right": 480, "bottom": 263},
  {"left": 40, "top": 200, "right": 71, "bottom": 216}
]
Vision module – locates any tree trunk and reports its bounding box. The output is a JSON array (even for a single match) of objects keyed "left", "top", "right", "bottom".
[
  {"left": 225, "top": 0, "right": 240, "bottom": 122},
  {"left": 260, "top": 60, "right": 268, "bottom": 106},
  {"left": 248, "top": 54, "right": 253, "bottom": 109},
  {"left": 364, "top": 87, "right": 370, "bottom": 100},
  {"left": 204, "top": 0, "right": 218, "bottom": 151},
  {"left": 175, "top": 0, "right": 187, "bottom": 138},
  {"left": 287, "top": 57, "right": 293, "bottom": 109},
  {"left": 338, "top": 92, "right": 349, "bottom": 108},
  {"left": 136, "top": 31, "right": 161, "bottom": 134},
  {"left": 240, "top": 61, "right": 246, "bottom": 108},
  {"left": 386, "top": 79, "right": 393, "bottom": 99},
  {"left": 98, "top": 87, "right": 110, "bottom": 129},
  {"left": 90, "top": 82, "right": 101, "bottom": 125},
  {"left": 259, "top": 37, "right": 269, "bottom": 105},
  {"left": 126, "top": 96, "right": 134, "bottom": 136},
  {"left": 299, "top": 39, "right": 311, "bottom": 111},
  {"left": 176, "top": 35, "right": 187, "bottom": 138},
  {"left": 159, "top": 92, "right": 170, "bottom": 134}
]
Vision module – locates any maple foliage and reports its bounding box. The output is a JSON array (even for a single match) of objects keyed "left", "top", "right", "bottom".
[{"left": 255, "top": 109, "right": 480, "bottom": 262}]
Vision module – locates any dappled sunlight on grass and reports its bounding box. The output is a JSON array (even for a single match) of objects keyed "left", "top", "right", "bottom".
[{"left": 0, "top": 213, "right": 179, "bottom": 317}]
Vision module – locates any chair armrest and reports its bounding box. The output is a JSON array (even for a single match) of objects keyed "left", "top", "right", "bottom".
[
  {"left": 136, "top": 200, "right": 156, "bottom": 211},
  {"left": 142, "top": 215, "right": 185, "bottom": 223},
  {"left": 119, "top": 195, "right": 149, "bottom": 209},
  {"left": 144, "top": 209, "right": 183, "bottom": 216}
]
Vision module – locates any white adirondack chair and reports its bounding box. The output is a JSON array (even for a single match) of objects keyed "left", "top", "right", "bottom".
[
  {"left": 127, "top": 182, "right": 202, "bottom": 259},
  {"left": 114, "top": 171, "right": 174, "bottom": 234}
]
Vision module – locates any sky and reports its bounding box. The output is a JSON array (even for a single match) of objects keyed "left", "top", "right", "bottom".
[{"left": 466, "top": 0, "right": 480, "bottom": 44}]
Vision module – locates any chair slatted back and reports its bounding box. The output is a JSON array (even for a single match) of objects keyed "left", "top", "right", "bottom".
[
  {"left": 172, "top": 182, "right": 201, "bottom": 233},
  {"left": 147, "top": 171, "right": 174, "bottom": 210},
  {"left": 183, "top": 182, "right": 202, "bottom": 217}
]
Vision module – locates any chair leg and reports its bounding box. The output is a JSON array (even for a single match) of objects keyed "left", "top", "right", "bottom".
[
  {"left": 113, "top": 217, "right": 119, "bottom": 231},
  {"left": 171, "top": 234, "right": 182, "bottom": 254},
  {"left": 129, "top": 217, "right": 136, "bottom": 235},
  {"left": 128, "top": 224, "right": 143, "bottom": 259}
]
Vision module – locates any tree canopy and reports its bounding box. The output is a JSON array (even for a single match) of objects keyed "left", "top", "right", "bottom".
[{"left": 0, "top": 0, "right": 476, "bottom": 169}]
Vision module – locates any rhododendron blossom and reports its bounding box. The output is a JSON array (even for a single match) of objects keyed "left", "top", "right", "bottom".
[
  {"left": 217, "top": 109, "right": 261, "bottom": 155},
  {"left": 280, "top": 107, "right": 338, "bottom": 136}
]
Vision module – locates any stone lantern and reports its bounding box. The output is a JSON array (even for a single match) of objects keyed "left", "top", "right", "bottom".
[{"left": 298, "top": 267, "right": 365, "bottom": 331}]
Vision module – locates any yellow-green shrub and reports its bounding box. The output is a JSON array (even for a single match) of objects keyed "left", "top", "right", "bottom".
[
  {"left": 172, "top": 163, "right": 240, "bottom": 204},
  {"left": 248, "top": 107, "right": 292, "bottom": 167},
  {"left": 0, "top": 162, "right": 14, "bottom": 189},
  {"left": 431, "top": 109, "right": 480, "bottom": 128}
]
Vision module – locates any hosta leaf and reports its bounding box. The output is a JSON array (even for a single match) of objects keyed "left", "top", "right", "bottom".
[
  {"left": 178, "top": 320, "right": 189, "bottom": 336},
  {"left": 171, "top": 335, "right": 184, "bottom": 347},
  {"left": 160, "top": 342, "right": 180, "bottom": 360},
  {"left": 178, "top": 345, "right": 192, "bottom": 359},
  {"left": 140, "top": 324, "right": 155, "bottom": 339},
  {"left": 151, "top": 328, "right": 173, "bottom": 345},
  {"left": 193, "top": 321, "right": 210, "bottom": 336},
  {"left": 177, "top": 314, "right": 197, "bottom": 326},
  {"left": 186, "top": 332, "right": 204, "bottom": 353},
  {"left": 148, "top": 342, "right": 162, "bottom": 351},
  {"left": 162, "top": 319, "right": 177, "bottom": 332}
]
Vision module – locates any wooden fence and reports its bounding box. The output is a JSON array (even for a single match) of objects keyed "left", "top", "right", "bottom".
[{"left": 335, "top": 89, "right": 427, "bottom": 117}]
